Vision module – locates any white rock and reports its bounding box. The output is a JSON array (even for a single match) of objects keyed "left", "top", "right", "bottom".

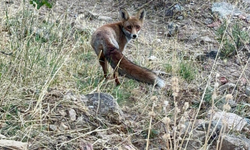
[
  {"left": 98, "top": 16, "right": 113, "bottom": 21},
  {"left": 0, "top": 140, "right": 28, "bottom": 150},
  {"left": 212, "top": 111, "right": 247, "bottom": 131},
  {"left": 212, "top": 2, "right": 242, "bottom": 19},
  {"left": 68, "top": 108, "right": 77, "bottom": 121}
]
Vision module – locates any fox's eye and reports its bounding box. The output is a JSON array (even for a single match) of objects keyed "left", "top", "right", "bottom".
[
  {"left": 127, "top": 26, "right": 132, "bottom": 29},
  {"left": 135, "top": 25, "right": 140, "bottom": 29}
]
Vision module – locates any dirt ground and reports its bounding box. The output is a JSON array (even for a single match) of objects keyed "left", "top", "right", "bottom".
[{"left": 1, "top": 0, "right": 250, "bottom": 149}]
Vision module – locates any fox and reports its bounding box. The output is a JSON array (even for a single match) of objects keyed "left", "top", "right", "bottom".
[{"left": 91, "top": 8, "right": 165, "bottom": 88}]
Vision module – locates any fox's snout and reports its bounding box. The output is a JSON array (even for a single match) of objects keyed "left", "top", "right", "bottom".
[
  {"left": 132, "top": 34, "right": 137, "bottom": 39},
  {"left": 129, "top": 28, "right": 139, "bottom": 39}
]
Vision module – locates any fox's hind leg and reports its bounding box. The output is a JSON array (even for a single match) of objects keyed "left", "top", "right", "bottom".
[
  {"left": 98, "top": 51, "right": 108, "bottom": 79},
  {"left": 113, "top": 69, "right": 120, "bottom": 86}
]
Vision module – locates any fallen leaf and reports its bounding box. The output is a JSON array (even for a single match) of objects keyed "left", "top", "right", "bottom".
[{"left": 219, "top": 77, "right": 228, "bottom": 84}]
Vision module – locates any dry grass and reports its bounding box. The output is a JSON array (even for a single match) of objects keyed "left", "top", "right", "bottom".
[{"left": 0, "top": 0, "right": 249, "bottom": 149}]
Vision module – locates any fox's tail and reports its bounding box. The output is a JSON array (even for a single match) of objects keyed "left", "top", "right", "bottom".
[{"left": 104, "top": 47, "right": 165, "bottom": 88}]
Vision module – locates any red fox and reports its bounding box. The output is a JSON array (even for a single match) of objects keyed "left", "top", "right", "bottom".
[{"left": 91, "top": 8, "right": 165, "bottom": 88}]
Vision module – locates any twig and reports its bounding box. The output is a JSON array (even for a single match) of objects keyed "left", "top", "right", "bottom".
[{"left": 0, "top": 51, "right": 13, "bottom": 56}]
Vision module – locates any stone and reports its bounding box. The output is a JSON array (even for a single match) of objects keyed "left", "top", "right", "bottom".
[
  {"left": 174, "top": 4, "right": 184, "bottom": 12},
  {"left": 219, "top": 83, "right": 236, "bottom": 92},
  {"left": 85, "top": 93, "right": 124, "bottom": 123},
  {"left": 243, "top": 0, "right": 250, "bottom": 3},
  {"left": 98, "top": 16, "right": 113, "bottom": 21},
  {"left": 0, "top": 140, "right": 28, "bottom": 150},
  {"left": 177, "top": 16, "right": 184, "bottom": 20},
  {"left": 183, "top": 120, "right": 222, "bottom": 149},
  {"left": 204, "top": 18, "right": 213, "bottom": 25},
  {"left": 212, "top": 2, "right": 242, "bottom": 19},
  {"left": 212, "top": 111, "right": 248, "bottom": 131},
  {"left": 183, "top": 119, "right": 250, "bottom": 149},
  {"left": 165, "top": 22, "right": 178, "bottom": 37},
  {"left": 245, "top": 86, "right": 250, "bottom": 96},
  {"left": 200, "top": 36, "right": 215, "bottom": 43},
  {"left": 189, "top": 34, "right": 198, "bottom": 41},
  {"left": 64, "top": 92, "right": 77, "bottom": 101},
  {"left": 246, "top": 16, "right": 250, "bottom": 23},
  {"left": 49, "top": 124, "right": 58, "bottom": 131},
  {"left": 227, "top": 99, "right": 237, "bottom": 108},
  {"left": 221, "top": 134, "right": 250, "bottom": 150},
  {"left": 0, "top": 134, "right": 6, "bottom": 139},
  {"left": 68, "top": 108, "right": 77, "bottom": 121}
]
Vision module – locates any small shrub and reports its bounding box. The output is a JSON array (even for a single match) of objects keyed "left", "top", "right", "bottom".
[
  {"left": 216, "top": 21, "right": 250, "bottom": 58},
  {"left": 30, "top": 0, "right": 53, "bottom": 9},
  {"left": 165, "top": 63, "right": 172, "bottom": 73},
  {"left": 179, "top": 61, "right": 196, "bottom": 82}
]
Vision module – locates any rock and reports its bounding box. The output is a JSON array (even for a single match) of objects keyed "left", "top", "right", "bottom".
[
  {"left": 200, "top": 36, "right": 215, "bottom": 43},
  {"left": 245, "top": 86, "right": 250, "bottom": 96},
  {"left": 184, "top": 129, "right": 206, "bottom": 149},
  {"left": 165, "top": 22, "right": 178, "bottom": 37},
  {"left": 227, "top": 99, "right": 237, "bottom": 108},
  {"left": 195, "top": 50, "right": 218, "bottom": 61},
  {"left": 212, "top": 111, "right": 248, "bottom": 131},
  {"left": 177, "top": 16, "right": 184, "bottom": 20},
  {"left": 206, "top": 50, "right": 218, "bottom": 59},
  {"left": 49, "top": 124, "right": 58, "bottom": 131},
  {"left": 183, "top": 119, "right": 250, "bottom": 149},
  {"left": 212, "top": 2, "right": 243, "bottom": 19},
  {"left": 0, "top": 134, "right": 6, "bottom": 139},
  {"left": 98, "top": 16, "right": 113, "bottom": 21},
  {"left": 231, "top": 71, "right": 240, "bottom": 77},
  {"left": 204, "top": 18, "right": 213, "bottom": 25},
  {"left": 83, "top": 11, "right": 112, "bottom": 21},
  {"left": 173, "top": 4, "right": 184, "bottom": 12},
  {"left": 195, "top": 54, "right": 207, "bottom": 62},
  {"left": 189, "top": 34, "right": 198, "bottom": 41},
  {"left": 68, "top": 108, "right": 77, "bottom": 121},
  {"left": 165, "top": 3, "right": 184, "bottom": 17},
  {"left": 85, "top": 93, "right": 124, "bottom": 123},
  {"left": 183, "top": 120, "right": 222, "bottom": 149},
  {"left": 221, "top": 134, "right": 250, "bottom": 150},
  {"left": 246, "top": 16, "right": 250, "bottom": 23},
  {"left": 245, "top": 118, "right": 250, "bottom": 124},
  {"left": 244, "top": 0, "right": 250, "bottom": 3},
  {"left": 219, "top": 83, "right": 236, "bottom": 92},
  {"left": 0, "top": 140, "right": 28, "bottom": 150},
  {"left": 64, "top": 92, "right": 77, "bottom": 101}
]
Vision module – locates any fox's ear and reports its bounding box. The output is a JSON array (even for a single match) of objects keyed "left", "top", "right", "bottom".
[
  {"left": 119, "top": 8, "right": 130, "bottom": 21},
  {"left": 137, "top": 9, "right": 146, "bottom": 22}
]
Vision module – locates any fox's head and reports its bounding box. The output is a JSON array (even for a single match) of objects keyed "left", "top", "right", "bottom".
[{"left": 119, "top": 8, "right": 146, "bottom": 40}]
